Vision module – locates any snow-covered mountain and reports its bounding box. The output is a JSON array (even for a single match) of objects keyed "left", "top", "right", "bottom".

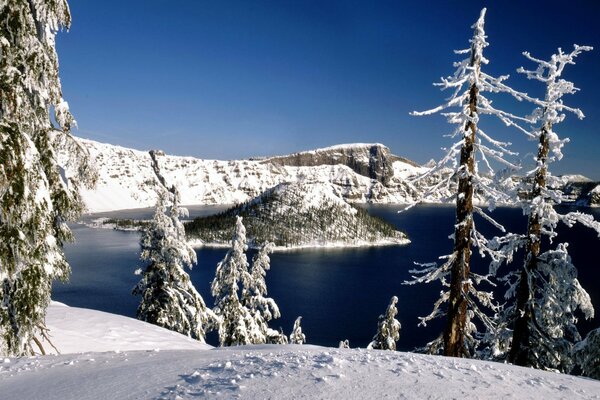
[
  {"left": 74, "top": 138, "right": 599, "bottom": 213},
  {"left": 76, "top": 138, "right": 425, "bottom": 213},
  {"left": 186, "top": 181, "right": 409, "bottom": 249},
  {"left": 2, "top": 302, "right": 599, "bottom": 400}
]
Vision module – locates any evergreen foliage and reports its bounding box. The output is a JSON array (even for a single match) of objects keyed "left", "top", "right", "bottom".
[
  {"left": 242, "top": 242, "right": 284, "bottom": 344},
  {"left": 186, "top": 182, "right": 406, "bottom": 248},
  {"left": 0, "top": 0, "right": 96, "bottom": 356},
  {"left": 367, "top": 296, "right": 401, "bottom": 351},
  {"left": 573, "top": 327, "right": 600, "bottom": 380},
  {"left": 289, "top": 316, "right": 306, "bottom": 345},
  {"left": 133, "top": 184, "right": 218, "bottom": 342},
  {"left": 211, "top": 216, "right": 256, "bottom": 346}
]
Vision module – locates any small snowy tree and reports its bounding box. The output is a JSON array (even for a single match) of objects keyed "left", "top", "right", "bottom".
[
  {"left": 241, "top": 241, "right": 283, "bottom": 344},
  {"left": 367, "top": 296, "right": 401, "bottom": 351},
  {"left": 0, "top": 0, "right": 96, "bottom": 356},
  {"left": 573, "top": 328, "right": 600, "bottom": 380},
  {"left": 488, "top": 45, "right": 599, "bottom": 371},
  {"left": 133, "top": 182, "right": 218, "bottom": 342},
  {"left": 289, "top": 316, "right": 306, "bottom": 345},
  {"left": 408, "top": 8, "right": 533, "bottom": 358},
  {"left": 211, "top": 216, "right": 255, "bottom": 346},
  {"left": 339, "top": 339, "right": 350, "bottom": 349}
]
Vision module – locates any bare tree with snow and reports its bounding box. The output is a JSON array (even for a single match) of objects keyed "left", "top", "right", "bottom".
[
  {"left": 368, "top": 296, "right": 401, "bottom": 351},
  {"left": 488, "top": 45, "right": 599, "bottom": 371},
  {"left": 408, "top": 8, "right": 532, "bottom": 358},
  {"left": 289, "top": 316, "right": 306, "bottom": 345},
  {"left": 0, "top": 0, "right": 96, "bottom": 356}
]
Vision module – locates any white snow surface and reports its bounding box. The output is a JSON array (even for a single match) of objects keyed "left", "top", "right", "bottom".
[
  {"left": 1, "top": 302, "right": 599, "bottom": 399},
  {"left": 74, "top": 138, "right": 423, "bottom": 212}
]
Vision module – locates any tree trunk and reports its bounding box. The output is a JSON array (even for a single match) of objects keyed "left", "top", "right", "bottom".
[
  {"left": 508, "top": 123, "right": 551, "bottom": 366},
  {"left": 443, "top": 79, "right": 478, "bottom": 357}
]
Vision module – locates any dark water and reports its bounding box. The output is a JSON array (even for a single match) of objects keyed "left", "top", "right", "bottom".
[{"left": 54, "top": 205, "right": 600, "bottom": 351}]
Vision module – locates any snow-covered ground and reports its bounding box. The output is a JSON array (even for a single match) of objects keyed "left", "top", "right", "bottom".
[{"left": 1, "top": 303, "right": 598, "bottom": 399}]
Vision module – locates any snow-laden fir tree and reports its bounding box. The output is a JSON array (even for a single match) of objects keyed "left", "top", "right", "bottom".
[
  {"left": 289, "top": 316, "right": 306, "bottom": 345},
  {"left": 211, "top": 216, "right": 256, "bottom": 346},
  {"left": 241, "top": 241, "right": 285, "bottom": 344},
  {"left": 367, "top": 296, "right": 401, "bottom": 351},
  {"left": 0, "top": 0, "right": 96, "bottom": 356},
  {"left": 573, "top": 327, "right": 600, "bottom": 380},
  {"left": 407, "top": 8, "right": 533, "bottom": 358},
  {"left": 133, "top": 161, "right": 218, "bottom": 341},
  {"left": 487, "top": 46, "right": 599, "bottom": 371}
]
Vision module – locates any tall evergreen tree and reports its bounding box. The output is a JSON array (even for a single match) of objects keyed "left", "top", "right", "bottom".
[
  {"left": 241, "top": 241, "right": 284, "bottom": 344},
  {"left": 409, "top": 8, "right": 532, "bottom": 357},
  {"left": 133, "top": 180, "right": 218, "bottom": 341},
  {"left": 0, "top": 0, "right": 96, "bottom": 356},
  {"left": 488, "top": 46, "right": 599, "bottom": 371},
  {"left": 211, "top": 216, "right": 255, "bottom": 346},
  {"left": 368, "top": 296, "right": 401, "bottom": 351}
]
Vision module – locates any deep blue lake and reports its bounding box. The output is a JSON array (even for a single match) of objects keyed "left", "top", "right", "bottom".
[{"left": 54, "top": 204, "right": 600, "bottom": 351}]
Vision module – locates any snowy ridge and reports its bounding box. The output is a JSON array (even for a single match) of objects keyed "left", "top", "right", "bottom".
[
  {"left": 1, "top": 303, "right": 599, "bottom": 399},
  {"left": 186, "top": 181, "right": 409, "bottom": 249},
  {"left": 73, "top": 138, "right": 598, "bottom": 212},
  {"left": 75, "top": 138, "right": 423, "bottom": 212}
]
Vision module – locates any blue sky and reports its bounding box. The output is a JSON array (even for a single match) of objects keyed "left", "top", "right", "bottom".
[{"left": 57, "top": 1, "right": 600, "bottom": 179}]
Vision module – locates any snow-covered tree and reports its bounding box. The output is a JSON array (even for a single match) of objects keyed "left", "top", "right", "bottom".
[
  {"left": 339, "top": 339, "right": 350, "bottom": 349},
  {"left": 489, "top": 45, "right": 599, "bottom": 371},
  {"left": 408, "top": 8, "right": 532, "bottom": 358},
  {"left": 0, "top": 0, "right": 96, "bottom": 356},
  {"left": 289, "top": 316, "right": 306, "bottom": 345},
  {"left": 133, "top": 173, "right": 218, "bottom": 342},
  {"left": 241, "top": 241, "right": 283, "bottom": 344},
  {"left": 367, "top": 296, "right": 401, "bottom": 351},
  {"left": 573, "top": 327, "right": 600, "bottom": 380},
  {"left": 211, "top": 216, "right": 256, "bottom": 346}
]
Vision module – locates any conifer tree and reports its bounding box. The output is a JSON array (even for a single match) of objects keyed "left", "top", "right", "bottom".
[
  {"left": 367, "top": 296, "right": 401, "bottom": 351},
  {"left": 241, "top": 241, "right": 283, "bottom": 344},
  {"left": 488, "top": 46, "right": 599, "bottom": 371},
  {"left": 289, "top": 316, "right": 306, "bottom": 345},
  {"left": 211, "top": 216, "right": 255, "bottom": 346},
  {"left": 409, "top": 8, "right": 531, "bottom": 357},
  {"left": 0, "top": 0, "right": 96, "bottom": 356},
  {"left": 133, "top": 157, "right": 218, "bottom": 341},
  {"left": 573, "top": 327, "right": 600, "bottom": 380}
]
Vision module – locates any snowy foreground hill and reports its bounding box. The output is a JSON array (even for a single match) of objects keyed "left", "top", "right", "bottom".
[
  {"left": 71, "top": 138, "right": 600, "bottom": 213},
  {"left": 1, "top": 303, "right": 599, "bottom": 400}
]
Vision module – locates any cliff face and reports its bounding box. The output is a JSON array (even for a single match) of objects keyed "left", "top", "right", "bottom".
[
  {"left": 75, "top": 139, "right": 425, "bottom": 212},
  {"left": 264, "top": 144, "right": 415, "bottom": 186}
]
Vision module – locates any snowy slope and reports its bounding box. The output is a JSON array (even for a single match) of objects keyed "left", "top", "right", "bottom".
[
  {"left": 75, "top": 138, "right": 424, "bottom": 212},
  {"left": 2, "top": 305, "right": 600, "bottom": 400},
  {"left": 1, "top": 303, "right": 599, "bottom": 399},
  {"left": 42, "top": 302, "right": 210, "bottom": 354}
]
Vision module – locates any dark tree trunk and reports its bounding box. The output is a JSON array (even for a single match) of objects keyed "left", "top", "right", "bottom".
[
  {"left": 443, "top": 78, "right": 478, "bottom": 357},
  {"left": 508, "top": 123, "right": 551, "bottom": 366}
]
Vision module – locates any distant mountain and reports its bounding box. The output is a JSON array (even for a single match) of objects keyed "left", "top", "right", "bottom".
[
  {"left": 75, "top": 138, "right": 426, "bottom": 212},
  {"left": 71, "top": 138, "right": 599, "bottom": 212},
  {"left": 185, "top": 181, "right": 409, "bottom": 249}
]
